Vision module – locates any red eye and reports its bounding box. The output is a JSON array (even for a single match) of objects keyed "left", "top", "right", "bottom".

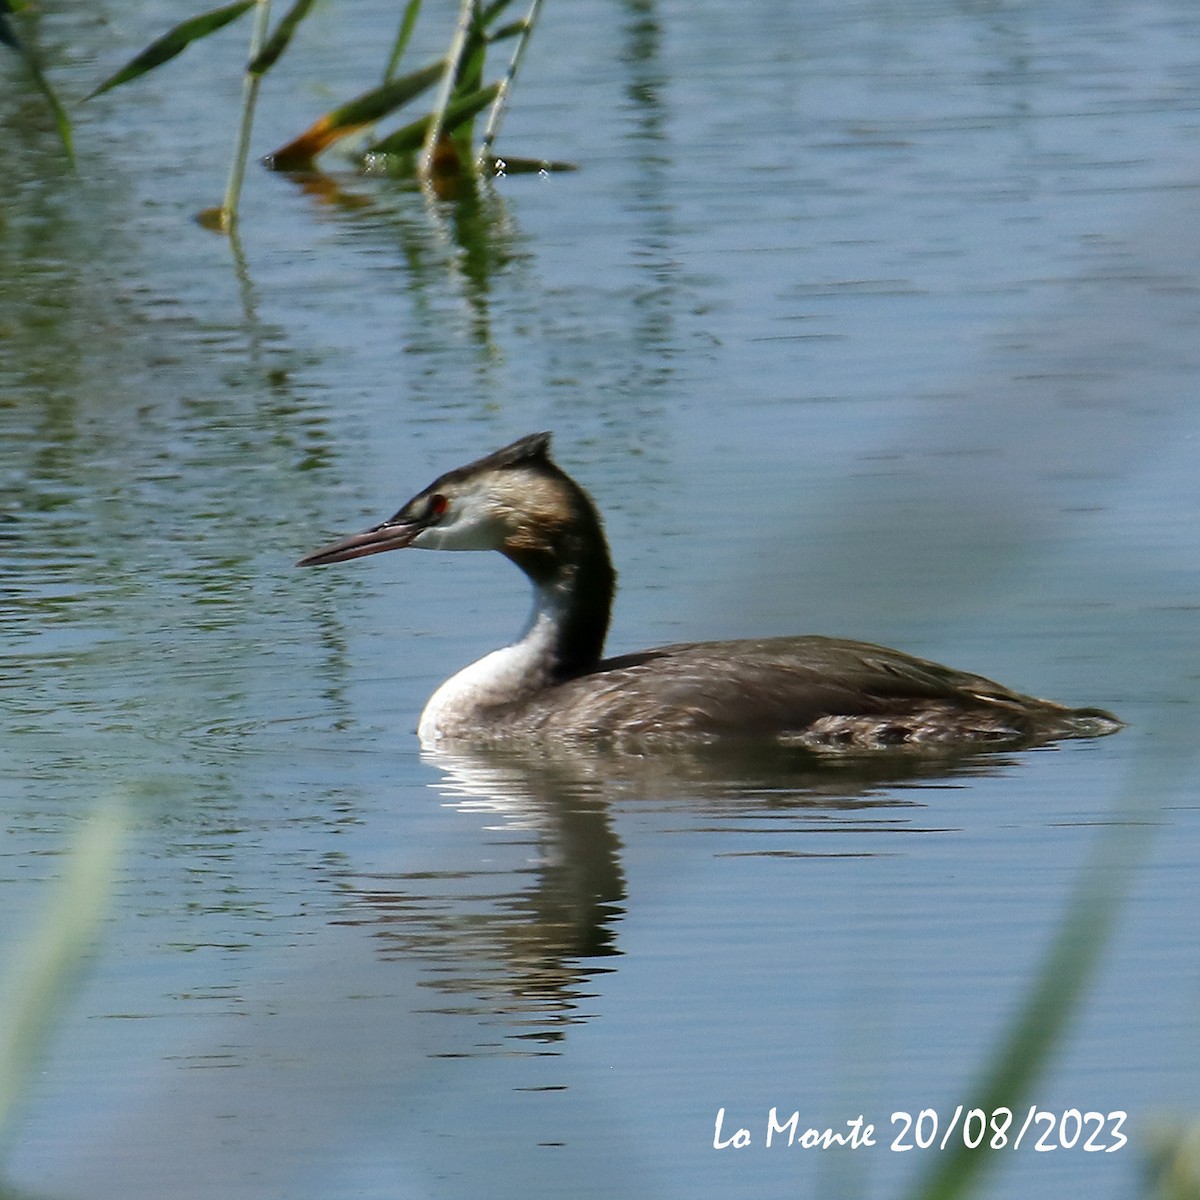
[{"left": 429, "top": 493, "right": 448, "bottom": 518}]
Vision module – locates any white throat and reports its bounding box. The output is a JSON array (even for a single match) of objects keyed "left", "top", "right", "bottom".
[{"left": 417, "top": 581, "right": 566, "bottom": 746}]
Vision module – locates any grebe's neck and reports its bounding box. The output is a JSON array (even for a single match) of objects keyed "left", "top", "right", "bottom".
[
  {"left": 508, "top": 517, "right": 615, "bottom": 680},
  {"left": 417, "top": 509, "right": 616, "bottom": 744}
]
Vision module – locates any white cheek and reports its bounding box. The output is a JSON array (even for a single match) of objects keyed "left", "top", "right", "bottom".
[{"left": 413, "top": 508, "right": 505, "bottom": 551}]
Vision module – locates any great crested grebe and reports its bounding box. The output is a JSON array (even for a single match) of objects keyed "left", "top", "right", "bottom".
[{"left": 298, "top": 433, "right": 1121, "bottom": 751}]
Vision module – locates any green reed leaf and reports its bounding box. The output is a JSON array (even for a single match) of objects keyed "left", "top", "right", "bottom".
[
  {"left": 85, "top": 0, "right": 256, "bottom": 101},
  {"left": 248, "top": 0, "right": 317, "bottom": 77},
  {"left": 479, "top": 0, "right": 514, "bottom": 26},
  {"left": 267, "top": 59, "right": 447, "bottom": 170},
  {"left": 489, "top": 19, "right": 531, "bottom": 42},
  {"left": 1, "top": 0, "right": 74, "bottom": 161},
  {"left": 383, "top": 0, "right": 422, "bottom": 82},
  {"left": 327, "top": 60, "right": 447, "bottom": 131},
  {"left": 368, "top": 81, "right": 500, "bottom": 157}
]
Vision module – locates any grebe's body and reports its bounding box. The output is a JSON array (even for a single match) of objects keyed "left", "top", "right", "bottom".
[{"left": 299, "top": 434, "right": 1120, "bottom": 751}]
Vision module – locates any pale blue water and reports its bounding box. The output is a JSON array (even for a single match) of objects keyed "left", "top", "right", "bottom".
[{"left": 2, "top": 1, "right": 1200, "bottom": 1197}]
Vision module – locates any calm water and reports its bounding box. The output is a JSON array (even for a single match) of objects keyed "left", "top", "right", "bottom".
[{"left": 3, "top": 1, "right": 1200, "bottom": 1197}]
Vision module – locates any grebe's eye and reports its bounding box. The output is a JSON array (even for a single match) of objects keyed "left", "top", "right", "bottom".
[{"left": 428, "top": 493, "right": 449, "bottom": 519}]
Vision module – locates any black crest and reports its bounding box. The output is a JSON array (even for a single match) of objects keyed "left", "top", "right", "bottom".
[{"left": 432, "top": 432, "right": 555, "bottom": 489}]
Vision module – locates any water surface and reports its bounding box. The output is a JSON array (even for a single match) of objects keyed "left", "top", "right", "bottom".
[{"left": 2, "top": 2, "right": 1199, "bottom": 1197}]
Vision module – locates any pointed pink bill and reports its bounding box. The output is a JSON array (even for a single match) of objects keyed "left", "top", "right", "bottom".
[{"left": 296, "top": 521, "right": 421, "bottom": 567}]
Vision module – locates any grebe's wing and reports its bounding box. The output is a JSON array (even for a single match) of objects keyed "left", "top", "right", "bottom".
[{"left": 530, "top": 636, "right": 1118, "bottom": 748}]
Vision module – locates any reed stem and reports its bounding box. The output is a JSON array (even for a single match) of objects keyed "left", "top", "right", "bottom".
[
  {"left": 417, "top": 0, "right": 475, "bottom": 180},
  {"left": 218, "top": 0, "right": 273, "bottom": 230},
  {"left": 478, "top": 0, "right": 542, "bottom": 168}
]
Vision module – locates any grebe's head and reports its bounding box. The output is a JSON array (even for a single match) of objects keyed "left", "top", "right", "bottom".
[{"left": 296, "top": 433, "right": 598, "bottom": 571}]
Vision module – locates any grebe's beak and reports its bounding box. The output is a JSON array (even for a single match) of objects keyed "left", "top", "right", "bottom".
[{"left": 296, "top": 519, "right": 421, "bottom": 566}]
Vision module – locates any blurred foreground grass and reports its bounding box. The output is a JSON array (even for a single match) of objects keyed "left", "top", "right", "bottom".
[
  {"left": 904, "top": 722, "right": 1196, "bottom": 1200},
  {"left": 0, "top": 806, "right": 122, "bottom": 1183}
]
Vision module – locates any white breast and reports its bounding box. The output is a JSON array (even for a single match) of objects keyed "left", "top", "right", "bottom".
[{"left": 417, "top": 601, "right": 561, "bottom": 746}]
